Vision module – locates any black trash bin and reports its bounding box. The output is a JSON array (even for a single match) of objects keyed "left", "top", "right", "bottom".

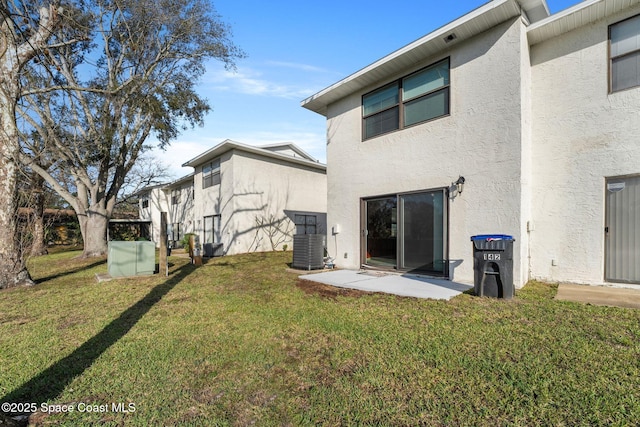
[{"left": 470, "top": 234, "right": 515, "bottom": 299}]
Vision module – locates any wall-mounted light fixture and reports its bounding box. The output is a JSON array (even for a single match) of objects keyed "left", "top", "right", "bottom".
[{"left": 455, "top": 176, "right": 466, "bottom": 194}]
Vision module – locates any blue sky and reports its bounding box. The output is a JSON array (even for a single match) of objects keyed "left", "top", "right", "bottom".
[{"left": 152, "top": 0, "right": 582, "bottom": 178}]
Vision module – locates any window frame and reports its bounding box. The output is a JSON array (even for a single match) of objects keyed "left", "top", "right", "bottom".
[
  {"left": 294, "top": 214, "right": 317, "bottom": 235},
  {"left": 609, "top": 14, "right": 640, "bottom": 93},
  {"left": 171, "top": 189, "right": 181, "bottom": 205},
  {"left": 362, "top": 57, "right": 450, "bottom": 140},
  {"left": 203, "top": 214, "right": 222, "bottom": 244},
  {"left": 202, "top": 158, "right": 221, "bottom": 189},
  {"left": 171, "top": 222, "right": 182, "bottom": 243}
]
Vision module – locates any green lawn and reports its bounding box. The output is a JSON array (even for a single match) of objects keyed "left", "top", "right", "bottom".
[{"left": 1, "top": 250, "right": 639, "bottom": 426}]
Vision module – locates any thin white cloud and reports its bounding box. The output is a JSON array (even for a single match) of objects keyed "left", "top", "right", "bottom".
[
  {"left": 203, "top": 67, "right": 322, "bottom": 100},
  {"left": 265, "top": 60, "right": 328, "bottom": 73}
]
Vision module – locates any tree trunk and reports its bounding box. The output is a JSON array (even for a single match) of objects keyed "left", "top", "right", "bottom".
[
  {"left": 29, "top": 175, "right": 48, "bottom": 257},
  {"left": 78, "top": 208, "right": 109, "bottom": 257},
  {"left": 0, "top": 92, "right": 33, "bottom": 288}
]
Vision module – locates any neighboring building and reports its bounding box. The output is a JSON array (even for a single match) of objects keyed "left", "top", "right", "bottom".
[
  {"left": 302, "top": 0, "right": 640, "bottom": 287},
  {"left": 139, "top": 140, "right": 327, "bottom": 256}
]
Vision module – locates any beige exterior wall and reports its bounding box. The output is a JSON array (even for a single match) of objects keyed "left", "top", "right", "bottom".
[
  {"left": 139, "top": 180, "right": 195, "bottom": 247},
  {"left": 140, "top": 147, "right": 326, "bottom": 254},
  {"left": 529, "top": 4, "right": 640, "bottom": 285},
  {"left": 191, "top": 150, "right": 327, "bottom": 255},
  {"left": 139, "top": 187, "right": 168, "bottom": 245},
  {"left": 223, "top": 150, "right": 326, "bottom": 254},
  {"left": 192, "top": 150, "right": 232, "bottom": 252},
  {"left": 325, "top": 18, "right": 531, "bottom": 286},
  {"left": 167, "top": 181, "right": 195, "bottom": 244}
]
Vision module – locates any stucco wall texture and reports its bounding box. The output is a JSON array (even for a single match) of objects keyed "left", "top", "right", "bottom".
[
  {"left": 530, "top": 4, "right": 640, "bottom": 285},
  {"left": 194, "top": 150, "right": 327, "bottom": 255},
  {"left": 327, "top": 19, "right": 529, "bottom": 286},
  {"left": 324, "top": 4, "right": 640, "bottom": 287}
]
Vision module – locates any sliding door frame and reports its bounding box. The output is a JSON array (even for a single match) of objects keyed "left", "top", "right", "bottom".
[{"left": 360, "top": 187, "right": 450, "bottom": 277}]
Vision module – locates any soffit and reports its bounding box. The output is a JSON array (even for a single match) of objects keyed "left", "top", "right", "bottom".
[
  {"left": 301, "top": 0, "right": 523, "bottom": 116},
  {"left": 520, "top": 0, "right": 551, "bottom": 22},
  {"left": 528, "top": 0, "right": 640, "bottom": 45}
]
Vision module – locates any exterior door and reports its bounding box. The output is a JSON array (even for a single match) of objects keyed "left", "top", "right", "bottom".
[
  {"left": 363, "top": 189, "right": 448, "bottom": 275},
  {"left": 399, "top": 190, "right": 447, "bottom": 274},
  {"left": 204, "top": 215, "right": 221, "bottom": 244},
  {"left": 364, "top": 197, "right": 397, "bottom": 269},
  {"left": 605, "top": 175, "right": 640, "bottom": 283}
]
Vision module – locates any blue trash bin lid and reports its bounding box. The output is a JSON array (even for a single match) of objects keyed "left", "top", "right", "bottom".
[{"left": 470, "top": 234, "right": 514, "bottom": 241}]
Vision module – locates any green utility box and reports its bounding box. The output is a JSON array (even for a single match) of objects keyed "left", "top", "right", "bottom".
[{"left": 107, "top": 241, "right": 156, "bottom": 277}]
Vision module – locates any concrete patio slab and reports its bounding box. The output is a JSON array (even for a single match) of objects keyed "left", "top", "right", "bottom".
[
  {"left": 555, "top": 283, "right": 640, "bottom": 309},
  {"left": 299, "top": 270, "right": 472, "bottom": 300}
]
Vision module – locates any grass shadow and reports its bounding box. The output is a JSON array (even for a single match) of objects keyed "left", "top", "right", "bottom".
[
  {"left": 33, "top": 259, "right": 107, "bottom": 284},
  {"left": 2, "top": 263, "right": 195, "bottom": 415}
]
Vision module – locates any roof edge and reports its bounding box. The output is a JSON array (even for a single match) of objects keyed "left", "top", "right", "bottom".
[
  {"left": 301, "top": 0, "right": 523, "bottom": 116},
  {"left": 181, "top": 139, "right": 326, "bottom": 171}
]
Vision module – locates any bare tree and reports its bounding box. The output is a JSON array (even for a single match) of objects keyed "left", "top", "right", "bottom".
[
  {"left": 254, "top": 214, "right": 295, "bottom": 252},
  {"left": 117, "top": 153, "right": 173, "bottom": 207},
  {"left": 0, "top": 1, "right": 84, "bottom": 288},
  {"left": 19, "top": 0, "right": 243, "bottom": 257}
]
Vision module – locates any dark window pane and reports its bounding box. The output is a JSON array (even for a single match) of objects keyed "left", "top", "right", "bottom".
[
  {"left": 364, "top": 106, "right": 399, "bottom": 139},
  {"left": 211, "top": 172, "right": 221, "bottom": 186},
  {"left": 363, "top": 83, "right": 399, "bottom": 116},
  {"left": 400, "top": 191, "right": 446, "bottom": 273},
  {"left": 610, "top": 15, "right": 640, "bottom": 57},
  {"left": 404, "top": 88, "right": 449, "bottom": 127},
  {"left": 403, "top": 59, "right": 449, "bottom": 100},
  {"left": 612, "top": 52, "right": 640, "bottom": 92}
]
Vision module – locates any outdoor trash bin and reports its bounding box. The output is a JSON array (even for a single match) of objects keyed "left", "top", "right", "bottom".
[{"left": 470, "top": 234, "right": 515, "bottom": 299}]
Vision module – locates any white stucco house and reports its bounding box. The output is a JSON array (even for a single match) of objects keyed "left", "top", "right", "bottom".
[
  {"left": 302, "top": 0, "right": 640, "bottom": 288},
  {"left": 139, "top": 140, "right": 327, "bottom": 256}
]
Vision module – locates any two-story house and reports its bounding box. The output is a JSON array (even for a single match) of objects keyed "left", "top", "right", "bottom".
[
  {"left": 302, "top": 0, "right": 640, "bottom": 288},
  {"left": 139, "top": 140, "right": 327, "bottom": 256}
]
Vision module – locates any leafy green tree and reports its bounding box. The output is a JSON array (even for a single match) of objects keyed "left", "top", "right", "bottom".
[{"left": 19, "top": 0, "right": 243, "bottom": 258}]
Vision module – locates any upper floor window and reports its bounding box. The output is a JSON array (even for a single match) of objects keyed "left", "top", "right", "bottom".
[
  {"left": 363, "top": 58, "right": 450, "bottom": 139},
  {"left": 202, "top": 158, "right": 221, "bottom": 189},
  {"left": 171, "top": 189, "right": 181, "bottom": 205},
  {"left": 141, "top": 197, "right": 149, "bottom": 209},
  {"left": 610, "top": 14, "right": 640, "bottom": 92}
]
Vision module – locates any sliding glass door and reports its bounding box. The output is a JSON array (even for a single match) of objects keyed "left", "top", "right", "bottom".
[
  {"left": 365, "top": 197, "right": 397, "bottom": 268},
  {"left": 363, "top": 189, "right": 447, "bottom": 275}
]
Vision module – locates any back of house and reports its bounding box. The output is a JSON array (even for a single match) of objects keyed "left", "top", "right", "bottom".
[{"left": 302, "top": 0, "right": 640, "bottom": 288}]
